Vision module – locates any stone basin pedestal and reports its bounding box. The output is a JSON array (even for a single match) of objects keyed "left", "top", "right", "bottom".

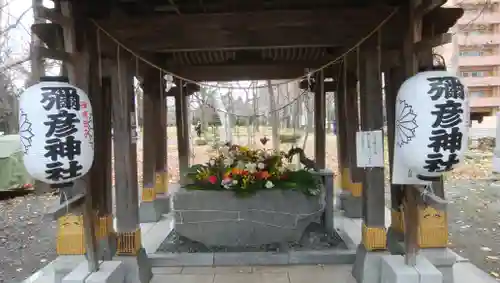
[{"left": 172, "top": 188, "right": 325, "bottom": 247}]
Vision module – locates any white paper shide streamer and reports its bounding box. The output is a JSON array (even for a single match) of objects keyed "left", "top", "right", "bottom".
[
  {"left": 18, "top": 77, "right": 94, "bottom": 185},
  {"left": 392, "top": 70, "right": 469, "bottom": 184}
]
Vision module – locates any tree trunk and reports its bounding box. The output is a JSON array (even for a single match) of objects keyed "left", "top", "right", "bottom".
[
  {"left": 200, "top": 93, "right": 208, "bottom": 132},
  {"left": 267, "top": 80, "right": 280, "bottom": 151},
  {"left": 246, "top": 83, "right": 252, "bottom": 145}
]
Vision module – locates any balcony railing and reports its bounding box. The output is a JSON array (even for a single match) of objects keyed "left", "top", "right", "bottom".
[
  {"left": 458, "top": 11, "right": 500, "bottom": 24},
  {"left": 457, "top": 33, "right": 500, "bottom": 45},
  {"left": 462, "top": 76, "right": 500, "bottom": 87},
  {"left": 459, "top": 55, "right": 500, "bottom": 66}
]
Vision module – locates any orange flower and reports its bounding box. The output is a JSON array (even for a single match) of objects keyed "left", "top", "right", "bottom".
[
  {"left": 259, "top": 171, "right": 271, "bottom": 180},
  {"left": 231, "top": 168, "right": 242, "bottom": 175}
]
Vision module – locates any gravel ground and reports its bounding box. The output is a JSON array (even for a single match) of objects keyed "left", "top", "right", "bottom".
[
  {"left": 447, "top": 177, "right": 500, "bottom": 279},
  {"left": 0, "top": 194, "right": 58, "bottom": 283}
]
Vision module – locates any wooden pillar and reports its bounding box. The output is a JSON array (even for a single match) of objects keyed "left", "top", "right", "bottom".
[
  {"left": 338, "top": 56, "right": 363, "bottom": 218},
  {"left": 359, "top": 38, "right": 387, "bottom": 252},
  {"left": 334, "top": 79, "right": 349, "bottom": 191},
  {"left": 54, "top": 17, "right": 102, "bottom": 261},
  {"left": 175, "top": 81, "right": 190, "bottom": 185},
  {"left": 345, "top": 52, "right": 364, "bottom": 199},
  {"left": 141, "top": 76, "right": 158, "bottom": 203},
  {"left": 112, "top": 54, "right": 142, "bottom": 256},
  {"left": 385, "top": 65, "right": 407, "bottom": 239},
  {"left": 155, "top": 78, "right": 168, "bottom": 194},
  {"left": 87, "top": 68, "right": 114, "bottom": 259},
  {"left": 314, "top": 70, "right": 326, "bottom": 169}
]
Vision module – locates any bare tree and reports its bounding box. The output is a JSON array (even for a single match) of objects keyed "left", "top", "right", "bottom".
[
  {"left": 0, "top": 0, "right": 34, "bottom": 134},
  {"left": 267, "top": 80, "right": 280, "bottom": 151}
]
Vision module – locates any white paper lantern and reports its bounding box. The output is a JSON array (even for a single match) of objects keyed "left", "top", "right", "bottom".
[
  {"left": 394, "top": 70, "right": 469, "bottom": 181},
  {"left": 18, "top": 76, "right": 94, "bottom": 185}
]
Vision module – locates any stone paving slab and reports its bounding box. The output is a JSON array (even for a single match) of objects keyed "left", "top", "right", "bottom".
[
  {"left": 142, "top": 214, "right": 174, "bottom": 254},
  {"left": 150, "top": 262, "right": 500, "bottom": 283},
  {"left": 151, "top": 264, "right": 357, "bottom": 283}
]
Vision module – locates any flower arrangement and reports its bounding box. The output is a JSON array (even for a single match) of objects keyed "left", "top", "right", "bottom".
[{"left": 185, "top": 144, "right": 321, "bottom": 197}]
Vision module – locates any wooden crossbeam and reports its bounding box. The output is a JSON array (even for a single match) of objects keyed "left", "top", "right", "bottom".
[
  {"left": 171, "top": 64, "right": 335, "bottom": 81},
  {"left": 37, "top": 46, "right": 73, "bottom": 62},
  {"left": 35, "top": 6, "right": 72, "bottom": 26},
  {"left": 415, "top": 33, "right": 452, "bottom": 52}
]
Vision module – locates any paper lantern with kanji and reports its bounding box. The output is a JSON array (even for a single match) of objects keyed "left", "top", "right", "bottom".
[
  {"left": 394, "top": 70, "right": 469, "bottom": 181},
  {"left": 18, "top": 76, "right": 94, "bottom": 185}
]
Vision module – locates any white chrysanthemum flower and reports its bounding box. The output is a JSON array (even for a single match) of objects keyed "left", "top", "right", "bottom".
[
  {"left": 245, "top": 163, "right": 257, "bottom": 173},
  {"left": 236, "top": 161, "right": 246, "bottom": 169},
  {"left": 224, "top": 158, "right": 234, "bottom": 167},
  {"left": 232, "top": 179, "right": 238, "bottom": 185},
  {"left": 265, "top": 181, "right": 274, "bottom": 189},
  {"left": 257, "top": 162, "right": 265, "bottom": 170},
  {"left": 209, "top": 159, "right": 216, "bottom": 166}
]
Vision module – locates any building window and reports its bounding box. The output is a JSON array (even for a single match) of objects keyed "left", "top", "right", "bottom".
[
  {"left": 460, "top": 24, "right": 495, "bottom": 36},
  {"left": 470, "top": 91, "right": 485, "bottom": 97},
  {"left": 461, "top": 71, "right": 488, "bottom": 77},
  {"left": 460, "top": 50, "right": 481, "bottom": 56}
]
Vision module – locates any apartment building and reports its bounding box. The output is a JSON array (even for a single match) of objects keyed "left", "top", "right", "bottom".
[{"left": 437, "top": 0, "right": 500, "bottom": 119}]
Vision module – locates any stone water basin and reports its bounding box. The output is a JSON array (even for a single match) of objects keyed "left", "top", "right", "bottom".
[{"left": 172, "top": 188, "right": 325, "bottom": 247}]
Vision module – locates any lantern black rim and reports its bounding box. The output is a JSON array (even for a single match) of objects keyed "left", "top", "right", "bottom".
[
  {"left": 416, "top": 174, "right": 441, "bottom": 182},
  {"left": 40, "top": 76, "right": 70, "bottom": 83}
]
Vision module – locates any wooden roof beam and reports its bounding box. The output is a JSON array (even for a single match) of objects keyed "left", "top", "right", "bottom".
[
  {"left": 95, "top": 7, "right": 462, "bottom": 52},
  {"left": 97, "top": 7, "right": 397, "bottom": 51},
  {"left": 171, "top": 64, "right": 336, "bottom": 81}
]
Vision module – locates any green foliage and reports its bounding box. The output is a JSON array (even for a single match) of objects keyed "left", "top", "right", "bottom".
[{"left": 185, "top": 145, "right": 321, "bottom": 198}]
